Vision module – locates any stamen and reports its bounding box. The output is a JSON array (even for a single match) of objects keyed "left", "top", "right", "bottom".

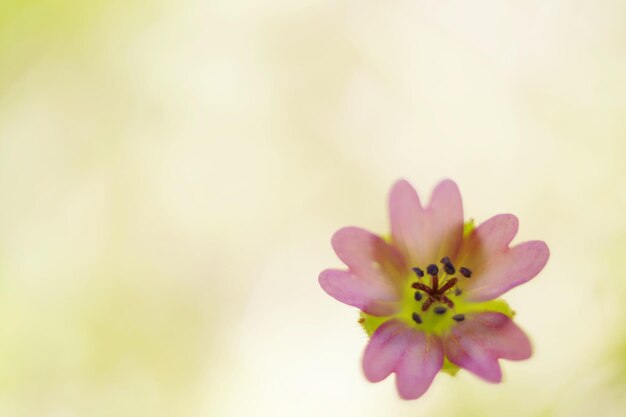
[
  {"left": 437, "top": 277, "right": 458, "bottom": 294},
  {"left": 454, "top": 288, "right": 462, "bottom": 296},
  {"left": 441, "top": 295, "right": 454, "bottom": 308},
  {"left": 427, "top": 264, "right": 439, "bottom": 291},
  {"left": 410, "top": 260, "right": 462, "bottom": 313},
  {"left": 412, "top": 267, "right": 424, "bottom": 278},
  {"left": 452, "top": 314, "right": 465, "bottom": 322},
  {"left": 421, "top": 298, "right": 435, "bottom": 312},
  {"left": 459, "top": 267, "right": 472, "bottom": 278},
  {"left": 440, "top": 256, "right": 456, "bottom": 275},
  {"left": 412, "top": 312, "right": 423, "bottom": 324},
  {"left": 434, "top": 306, "right": 447, "bottom": 315},
  {"left": 411, "top": 282, "right": 434, "bottom": 296},
  {"left": 426, "top": 264, "right": 439, "bottom": 276}
]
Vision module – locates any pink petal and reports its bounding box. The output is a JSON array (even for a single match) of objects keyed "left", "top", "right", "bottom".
[
  {"left": 458, "top": 214, "right": 549, "bottom": 301},
  {"left": 442, "top": 312, "right": 532, "bottom": 383},
  {"left": 362, "top": 320, "right": 412, "bottom": 382},
  {"left": 389, "top": 179, "right": 463, "bottom": 266},
  {"left": 362, "top": 320, "right": 443, "bottom": 399},
  {"left": 318, "top": 269, "right": 401, "bottom": 316},
  {"left": 395, "top": 331, "right": 444, "bottom": 400},
  {"left": 464, "top": 213, "right": 519, "bottom": 256},
  {"left": 389, "top": 180, "right": 425, "bottom": 266},
  {"left": 427, "top": 180, "right": 464, "bottom": 262},
  {"left": 331, "top": 227, "right": 407, "bottom": 284}
]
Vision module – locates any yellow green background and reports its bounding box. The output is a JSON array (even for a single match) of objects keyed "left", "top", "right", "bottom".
[{"left": 0, "top": 1, "right": 625, "bottom": 416}]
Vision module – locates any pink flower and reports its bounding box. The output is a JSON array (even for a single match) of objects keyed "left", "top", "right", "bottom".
[{"left": 319, "top": 179, "right": 549, "bottom": 400}]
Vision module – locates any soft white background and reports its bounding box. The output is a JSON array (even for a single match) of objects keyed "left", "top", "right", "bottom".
[{"left": 0, "top": 1, "right": 625, "bottom": 416}]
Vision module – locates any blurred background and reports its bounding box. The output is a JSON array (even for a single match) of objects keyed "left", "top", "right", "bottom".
[{"left": 0, "top": 0, "right": 625, "bottom": 416}]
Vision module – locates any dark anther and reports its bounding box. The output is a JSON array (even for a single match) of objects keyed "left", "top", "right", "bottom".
[
  {"left": 426, "top": 264, "right": 439, "bottom": 276},
  {"left": 427, "top": 264, "right": 440, "bottom": 291},
  {"left": 412, "top": 312, "right": 423, "bottom": 324},
  {"left": 414, "top": 292, "right": 423, "bottom": 301},
  {"left": 434, "top": 306, "right": 447, "bottom": 315},
  {"left": 412, "top": 267, "right": 424, "bottom": 278},
  {"left": 454, "top": 288, "right": 462, "bottom": 296},
  {"left": 452, "top": 314, "right": 465, "bottom": 322},
  {"left": 459, "top": 267, "right": 472, "bottom": 278},
  {"left": 440, "top": 257, "right": 456, "bottom": 275}
]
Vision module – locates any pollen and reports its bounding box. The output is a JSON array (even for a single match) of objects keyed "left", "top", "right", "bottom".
[
  {"left": 412, "top": 312, "right": 423, "bottom": 324},
  {"left": 412, "top": 267, "right": 424, "bottom": 278},
  {"left": 459, "top": 267, "right": 472, "bottom": 278},
  {"left": 440, "top": 256, "right": 456, "bottom": 275},
  {"left": 434, "top": 306, "right": 447, "bottom": 315},
  {"left": 426, "top": 264, "right": 439, "bottom": 276}
]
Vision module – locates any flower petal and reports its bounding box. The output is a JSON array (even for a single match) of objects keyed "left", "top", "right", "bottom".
[
  {"left": 318, "top": 269, "right": 401, "bottom": 315},
  {"left": 458, "top": 214, "right": 549, "bottom": 301},
  {"left": 463, "top": 213, "right": 519, "bottom": 256},
  {"left": 362, "top": 320, "right": 412, "bottom": 382},
  {"left": 389, "top": 179, "right": 463, "bottom": 266},
  {"left": 362, "top": 320, "right": 443, "bottom": 399},
  {"left": 331, "top": 226, "right": 406, "bottom": 283},
  {"left": 466, "top": 241, "right": 549, "bottom": 301},
  {"left": 427, "top": 179, "right": 464, "bottom": 262},
  {"left": 395, "top": 331, "right": 444, "bottom": 400},
  {"left": 442, "top": 312, "right": 532, "bottom": 383},
  {"left": 389, "top": 180, "right": 425, "bottom": 266}
]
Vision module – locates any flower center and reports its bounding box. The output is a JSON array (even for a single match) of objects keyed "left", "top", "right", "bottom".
[{"left": 408, "top": 256, "right": 472, "bottom": 327}]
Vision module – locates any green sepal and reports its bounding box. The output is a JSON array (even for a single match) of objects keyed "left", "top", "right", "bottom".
[
  {"left": 359, "top": 312, "right": 385, "bottom": 338},
  {"left": 463, "top": 218, "right": 475, "bottom": 238},
  {"left": 441, "top": 358, "right": 460, "bottom": 376}
]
